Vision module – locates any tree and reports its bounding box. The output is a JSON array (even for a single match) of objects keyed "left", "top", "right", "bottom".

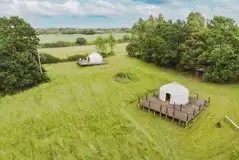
[
  {"left": 179, "top": 12, "right": 206, "bottom": 71},
  {"left": 122, "top": 34, "right": 131, "bottom": 42},
  {"left": 95, "top": 36, "right": 107, "bottom": 53},
  {"left": 198, "top": 44, "right": 239, "bottom": 83},
  {"left": 107, "top": 34, "right": 116, "bottom": 53},
  {"left": 75, "top": 37, "right": 87, "bottom": 45},
  {"left": 126, "top": 12, "right": 239, "bottom": 83},
  {"left": 0, "top": 16, "right": 48, "bottom": 92}
]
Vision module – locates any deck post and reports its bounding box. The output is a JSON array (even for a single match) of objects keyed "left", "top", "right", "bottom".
[
  {"left": 148, "top": 101, "right": 151, "bottom": 112},
  {"left": 199, "top": 104, "right": 201, "bottom": 111},
  {"left": 160, "top": 105, "right": 162, "bottom": 117},
  {"left": 208, "top": 96, "right": 211, "bottom": 103},
  {"left": 193, "top": 109, "right": 196, "bottom": 116},
  {"left": 186, "top": 113, "right": 189, "bottom": 121},
  {"left": 174, "top": 102, "right": 175, "bottom": 108},
  {"left": 166, "top": 108, "right": 168, "bottom": 119},
  {"left": 138, "top": 98, "right": 140, "bottom": 108},
  {"left": 204, "top": 100, "right": 206, "bottom": 106},
  {"left": 172, "top": 107, "right": 175, "bottom": 122},
  {"left": 197, "top": 93, "right": 199, "bottom": 100},
  {"left": 180, "top": 104, "right": 182, "bottom": 111},
  {"left": 146, "top": 93, "right": 148, "bottom": 100}
]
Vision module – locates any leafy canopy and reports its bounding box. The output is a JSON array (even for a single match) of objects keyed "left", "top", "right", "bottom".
[
  {"left": 127, "top": 12, "right": 239, "bottom": 83},
  {"left": 0, "top": 16, "right": 49, "bottom": 92}
]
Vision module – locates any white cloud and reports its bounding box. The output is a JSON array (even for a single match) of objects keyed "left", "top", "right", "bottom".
[{"left": 0, "top": 0, "right": 239, "bottom": 27}]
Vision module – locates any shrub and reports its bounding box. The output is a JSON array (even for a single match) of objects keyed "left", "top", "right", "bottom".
[
  {"left": 40, "top": 41, "right": 75, "bottom": 48},
  {"left": 62, "top": 54, "right": 88, "bottom": 62},
  {"left": 114, "top": 72, "right": 139, "bottom": 83},
  {"left": 230, "top": 149, "right": 239, "bottom": 160},
  {"left": 76, "top": 37, "right": 87, "bottom": 45},
  {"left": 98, "top": 52, "right": 108, "bottom": 58},
  {"left": 40, "top": 53, "right": 61, "bottom": 64},
  {"left": 97, "top": 51, "right": 115, "bottom": 58},
  {"left": 122, "top": 34, "right": 131, "bottom": 42},
  {"left": 117, "top": 38, "right": 123, "bottom": 43},
  {"left": 108, "top": 51, "right": 115, "bottom": 56},
  {"left": 215, "top": 122, "right": 222, "bottom": 128}
]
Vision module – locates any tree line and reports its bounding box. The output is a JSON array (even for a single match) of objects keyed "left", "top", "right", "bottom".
[
  {"left": 36, "top": 28, "right": 131, "bottom": 35},
  {"left": 39, "top": 34, "right": 131, "bottom": 48},
  {"left": 126, "top": 12, "right": 239, "bottom": 83}
]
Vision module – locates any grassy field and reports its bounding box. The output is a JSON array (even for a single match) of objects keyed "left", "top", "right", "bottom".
[
  {"left": 39, "top": 43, "right": 128, "bottom": 58},
  {"left": 0, "top": 51, "right": 239, "bottom": 159},
  {"left": 38, "top": 33, "right": 128, "bottom": 43}
]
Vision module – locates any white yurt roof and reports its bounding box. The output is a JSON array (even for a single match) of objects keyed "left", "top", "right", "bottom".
[
  {"left": 160, "top": 82, "right": 189, "bottom": 95},
  {"left": 88, "top": 52, "right": 102, "bottom": 59}
]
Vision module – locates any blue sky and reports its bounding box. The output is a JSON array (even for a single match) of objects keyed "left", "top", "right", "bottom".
[{"left": 0, "top": 0, "right": 239, "bottom": 28}]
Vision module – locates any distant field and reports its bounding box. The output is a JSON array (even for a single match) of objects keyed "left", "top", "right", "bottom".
[
  {"left": 39, "top": 43, "right": 128, "bottom": 58},
  {"left": 38, "top": 33, "right": 129, "bottom": 43}
]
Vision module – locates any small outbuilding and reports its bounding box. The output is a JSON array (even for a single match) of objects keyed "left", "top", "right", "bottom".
[
  {"left": 159, "top": 82, "right": 189, "bottom": 105},
  {"left": 86, "top": 52, "right": 103, "bottom": 64},
  {"left": 78, "top": 52, "right": 106, "bottom": 66}
]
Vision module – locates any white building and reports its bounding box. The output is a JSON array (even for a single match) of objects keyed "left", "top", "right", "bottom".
[
  {"left": 86, "top": 52, "right": 103, "bottom": 64},
  {"left": 159, "top": 82, "right": 189, "bottom": 105},
  {"left": 79, "top": 52, "right": 103, "bottom": 65}
]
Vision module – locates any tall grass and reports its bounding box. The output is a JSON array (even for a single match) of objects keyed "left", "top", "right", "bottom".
[{"left": 0, "top": 53, "right": 238, "bottom": 159}]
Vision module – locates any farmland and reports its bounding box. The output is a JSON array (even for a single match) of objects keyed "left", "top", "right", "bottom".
[
  {"left": 39, "top": 43, "right": 128, "bottom": 58},
  {"left": 0, "top": 50, "right": 239, "bottom": 159},
  {"left": 38, "top": 33, "right": 128, "bottom": 43}
]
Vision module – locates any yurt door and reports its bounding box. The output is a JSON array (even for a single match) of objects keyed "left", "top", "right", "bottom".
[{"left": 166, "top": 93, "right": 171, "bottom": 102}]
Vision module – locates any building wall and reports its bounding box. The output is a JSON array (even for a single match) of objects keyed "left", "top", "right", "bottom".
[
  {"left": 88, "top": 54, "right": 103, "bottom": 64},
  {"left": 159, "top": 91, "right": 189, "bottom": 105}
]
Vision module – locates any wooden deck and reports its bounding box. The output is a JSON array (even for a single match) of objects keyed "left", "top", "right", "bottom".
[
  {"left": 138, "top": 94, "right": 210, "bottom": 127},
  {"left": 77, "top": 60, "right": 107, "bottom": 66}
]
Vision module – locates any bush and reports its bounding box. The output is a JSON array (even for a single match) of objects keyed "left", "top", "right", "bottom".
[
  {"left": 97, "top": 51, "right": 115, "bottom": 58},
  {"left": 61, "top": 54, "right": 88, "bottom": 62},
  {"left": 40, "top": 41, "right": 75, "bottom": 48},
  {"left": 230, "top": 149, "right": 239, "bottom": 160},
  {"left": 215, "top": 122, "right": 222, "bottom": 128},
  {"left": 114, "top": 72, "right": 139, "bottom": 83},
  {"left": 122, "top": 34, "right": 131, "bottom": 42},
  {"left": 76, "top": 37, "right": 87, "bottom": 45},
  {"left": 108, "top": 51, "right": 115, "bottom": 56},
  {"left": 40, "top": 53, "right": 61, "bottom": 64}
]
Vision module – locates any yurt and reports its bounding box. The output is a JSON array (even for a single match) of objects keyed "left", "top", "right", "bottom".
[
  {"left": 87, "top": 52, "right": 103, "bottom": 64},
  {"left": 159, "top": 82, "right": 189, "bottom": 105}
]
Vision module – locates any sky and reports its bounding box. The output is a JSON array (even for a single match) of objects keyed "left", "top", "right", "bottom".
[{"left": 0, "top": 0, "right": 239, "bottom": 28}]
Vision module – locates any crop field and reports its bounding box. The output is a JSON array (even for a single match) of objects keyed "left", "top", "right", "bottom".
[
  {"left": 39, "top": 43, "right": 128, "bottom": 58},
  {"left": 38, "top": 33, "right": 129, "bottom": 43},
  {"left": 0, "top": 51, "right": 239, "bottom": 159}
]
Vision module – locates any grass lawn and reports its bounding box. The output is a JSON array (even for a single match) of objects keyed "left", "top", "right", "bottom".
[
  {"left": 0, "top": 51, "right": 239, "bottom": 159},
  {"left": 38, "top": 33, "right": 129, "bottom": 43},
  {"left": 39, "top": 43, "right": 128, "bottom": 58}
]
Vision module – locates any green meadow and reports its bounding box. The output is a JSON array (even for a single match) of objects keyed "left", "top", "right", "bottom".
[
  {"left": 0, "top": 51, "right": 239, "bottom": 159},
  {"left": 38, "top": 33, "right": 128, "bottom": 43},
  {"left": 39, "top": 43, "right": 128, "bottom": 58}
]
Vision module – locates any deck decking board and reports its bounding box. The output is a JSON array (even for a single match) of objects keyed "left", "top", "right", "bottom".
[{"left": 139, "top": 95, "right": 209, "bottom": 127}]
